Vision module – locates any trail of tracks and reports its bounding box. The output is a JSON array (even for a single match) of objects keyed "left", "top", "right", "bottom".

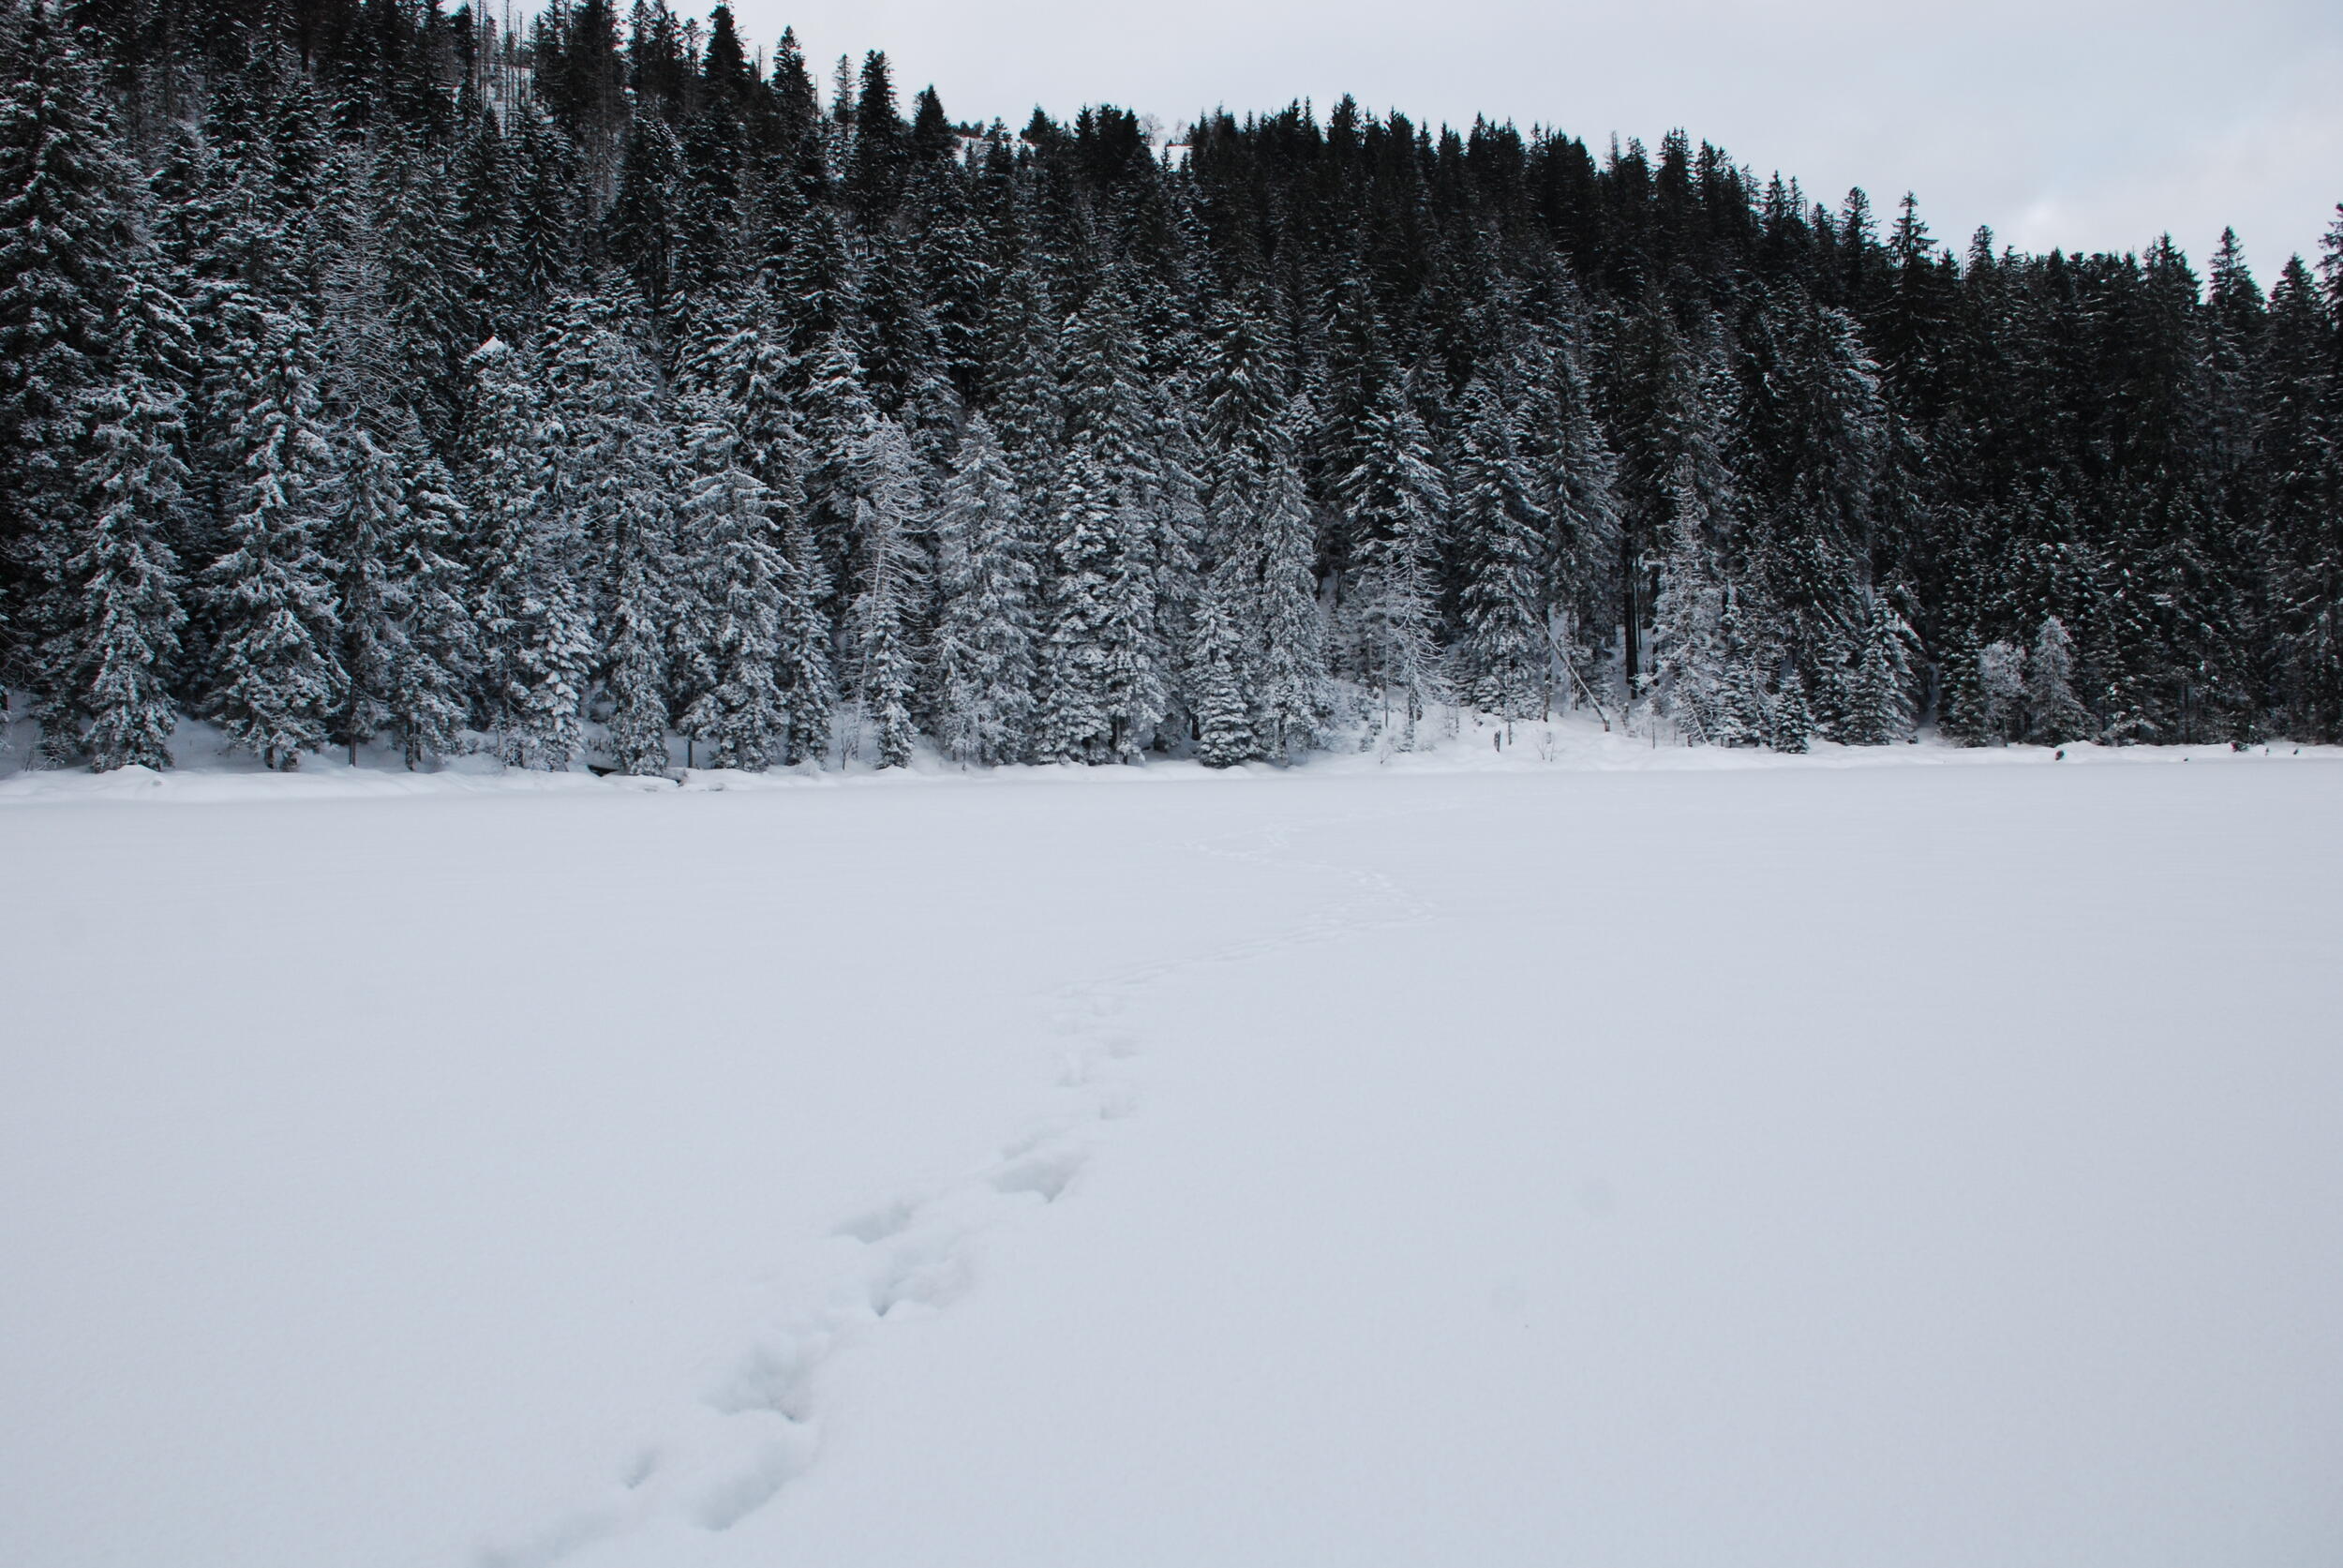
[{"left": 479, "top": 801, "right": 1452, "bottom": 1568}]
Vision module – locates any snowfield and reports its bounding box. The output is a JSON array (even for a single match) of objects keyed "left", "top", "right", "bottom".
[{"left": 5, "top": 726, "right": 2341, "bottom": 1568}]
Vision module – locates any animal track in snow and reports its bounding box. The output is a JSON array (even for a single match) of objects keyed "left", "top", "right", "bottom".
[
  {"left": 691, "top": 1428, "right": 811, "bottom": 1531},
  {"left": 832, "top": 1200, "right": 917, "bottom": 1245},
  {"left": 992, "top": 1143, "right": 1090, "bottom": 1202},
  {"left": 473, "top": 799, "right": 1450, "bottom": 1566}
]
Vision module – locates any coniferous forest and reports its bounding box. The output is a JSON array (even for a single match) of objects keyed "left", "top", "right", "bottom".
[{"left": 4, "top": 0, "right": 2341, "bottom": 775}]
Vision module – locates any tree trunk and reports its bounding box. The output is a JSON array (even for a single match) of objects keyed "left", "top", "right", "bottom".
[{"left": 1621, "top": 537, "right": 1642, "bottom": 688}]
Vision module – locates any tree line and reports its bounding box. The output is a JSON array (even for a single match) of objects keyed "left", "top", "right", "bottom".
[{"left": 4, "top": 0, "right": 2339, "bottom": 773}]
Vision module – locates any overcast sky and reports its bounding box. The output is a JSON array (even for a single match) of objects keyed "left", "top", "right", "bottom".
[{"left": 719, "top": 0, "right": 2342, "bottom": 286}]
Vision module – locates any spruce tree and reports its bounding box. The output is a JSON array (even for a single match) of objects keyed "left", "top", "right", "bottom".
[
  {"left": 687, "top": 297, "right": 798, "bottom": 488},
  {"left": 1342, "top": 382, "right": 1450, "bottom": 741},
  {"left": 1251, "top": 408, "right": 1331, "bottom": 759},
  {"left": 775, "top": 515, "right": 837, "bottom": 765},
  {"left": 1189, "top": 560, "right": 1258, "bottom": 767},
  {"left": 796, "top": 327, "right": 879, "bottom": 558},
  {"left": 452, "top": 105, "right": 517, "bottom": 332},
  {"left": 314, "top": 147, "right": 400, "bottom": 425},
  {"left": 844, "top": 50, "right": 906, "bottom": 229},
  {"left": 1839, "top": 593, "right": 1916, "bottom": 744},
  {"left": 610, "top": 113, "right": 682, "bottom": 312},
  {"left": 984, "top": 261, "right": 1062, "bottom": 490},
  {"left": 676, "top": 399, "right": 788, "bottom": 769},
  {"left": 1036, "top": 443, "right": 1119, "bottom": 763},
  {"left": 844, "top": 411, "right": 928, "bottom": 768},
  {"left": 771, "top": 196, "right": 858, "bottom": 366},
  {"left": 1052, "top": 271, "right": 1172, "bottom": 757},
  {"left": 1935, "top": 633, "right": 1992, "bottom": 747},
  {"left": 601, "top": 487, "right": 674, "bottom": 777},
  {"left": 381, "top": 439, "right": 477, "bottom": 768},
  {"left": 370, "top": 125, "right": 476, "bottom": 440},
  {"left": 201, "top": 311, "right": 345, "bottom": 770},
  {"left": 1513, "top": 320, "right": 1621, "bottom": 649},
  {"left": 538, "top": 284, "right": 666, "bottom": 590},
  {"left": 858, "top": 225, "right": 952, "bottom": 439},
  {"left": 329, "top": 423, "right": 406, "bottom": 762},
  {"left": 1626, "top": 306, "right": 1750, "bottom": 574},
  {"left": 49, "top": 327, "right": 190, "bottom": 770},
  {"left": 1194, "top": 290, "right": 1289, "bottom": 556},
  {"left": 674, "top": 95, "right": 747, "bottom": 305},
  {"left": 2261, "top": 256, "right": 2340, "bottom": 738},
  {"left": 911, "top": 157, "right": 989, "bottom": 401},
  {"left": 1739, "top": 296, "right": 1886, "bottom": 734},
  {"left": 2026, "top": 615, "right": 2094, "bottom": 744},
  {"left": 1713, "top": 588, "right": 1775, "bottom": 749},
  {"left": 1455, "top": 379, "right": 1550, "bottom": 720},
  {"left": 512, "top": 104, "right": 583, "bottom": 308},
  {"left": 1036, "top": 433, "right": 1173, "bottom": 765},
  {"left": 1977, "top": 639, "right": 2028, "bottom": 741},
  {"left": 465, "top": 336, "right": 591, "bottom": 769},
  {"left": 1649, "top": 457, "right": 1730, "bottom": 744},
  {"left": 931, "top": 414, "right": 1038, "bottom": 765},
  {"left": 1766, "top": 661, "right": 1815, "bottom": 753},
  {"left": 0, "top": 0, "right": 138, "bottom": 687}
]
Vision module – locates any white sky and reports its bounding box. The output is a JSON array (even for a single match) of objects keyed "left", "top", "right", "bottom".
[{"left": 721, "top": 0, "right": 2343, "bottom": 287}]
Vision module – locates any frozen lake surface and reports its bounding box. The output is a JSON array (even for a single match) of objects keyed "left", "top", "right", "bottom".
[{"left": 5, "top": 734, "right": 2340, "bottom": 1567}]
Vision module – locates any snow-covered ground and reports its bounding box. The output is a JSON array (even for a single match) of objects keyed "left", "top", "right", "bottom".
[{"left": 5, "top": 725, "right": 2341, "bottom": 1568}]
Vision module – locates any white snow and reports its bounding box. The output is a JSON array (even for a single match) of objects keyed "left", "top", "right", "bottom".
[{"left": 4, "top": 726, "right": 2340, "bottom": 1567}]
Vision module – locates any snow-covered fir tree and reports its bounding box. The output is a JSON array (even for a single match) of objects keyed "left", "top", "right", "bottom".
[
  {"left": 1455, "top": 378, "right": 1551, "bottom": 720},
  {"left": 844, "top": 411, "right": 928, "bottom": 769},
  {"left": 328, "top": 423, "right": 407, "bottom": 763},
  {"left": 380, "top": 437, "right": 476, "bottom": 768},
  {"left": 1765, "top": 656, "right": 1815, "bottom": 754},
  {"left": 369, "top": 124, "right": 474, "bottom": 439},
  {"left": 1050, "top": 272, "right": 1173, "bottom": 760},
  {"left": 35, "top": 263, "right": 196, "bottom": 769},
  {"left": 601, "top": 500, "right": 674, "bottom": 777},
  {"left": 983, "top": 261, "right": 1063, "bottom": 497},
  {"left": 1342, "top": 381, "right": 1450, "bottom": 742},
  {"left": 464, "top": 336, "right": 591, "bottom": 770},
  {"left": 1977, "top": 638, "right": 2028, "bottom": 743},
  {"left": 1714, "top": 587, "right": 1783, "bottom": 750},
  {"left": 797, "top": 325, "right": 878, "bottom": 548},
  {"left": 1188, "top": 560, "right": 1258, "bottom": 767},
  {"left": 1036, "top": 443, "right": 1121, "bottom": 763},
  {"left": 1518, "top": 323, "right": 1621, "bottom": 643},
  {"left": 774, "top": 515, "right": 837, "bottom": 766},
  {"left": 676, "top": 397, "right": 789, "bottom": 769},
  {"left": 1935, "top": 633, "right": 1992, "bottom": 747},
  {"left": 1740, "top": 297, "right": 1886, "bottom": 735},
  {"left": 1648, "top": 457, "right": 1731, "bottom": 744},
  {"left": 200, "top": 310, "right": 344, "bottom": 770},
  {"left": 538, "top": 286, "right": 666, "bottom": 593},
  {"left": 45, "top": 350, "right": 189, "bottom": 767},
  {"left": 932, "top": 413, "right": 1038, "bottom": 765},
  {"left": 1250, "top": 407, "right": 1331, "bottom": 759},
  {"left": 1839, "top": 593, "right": 1917, "bottom": 744},
  {"left": 2026, "top": 615, "right": 2095, "bottom": 744},
  {"left": 0, "top": 0, "right": 138, "bottom": 614}
]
